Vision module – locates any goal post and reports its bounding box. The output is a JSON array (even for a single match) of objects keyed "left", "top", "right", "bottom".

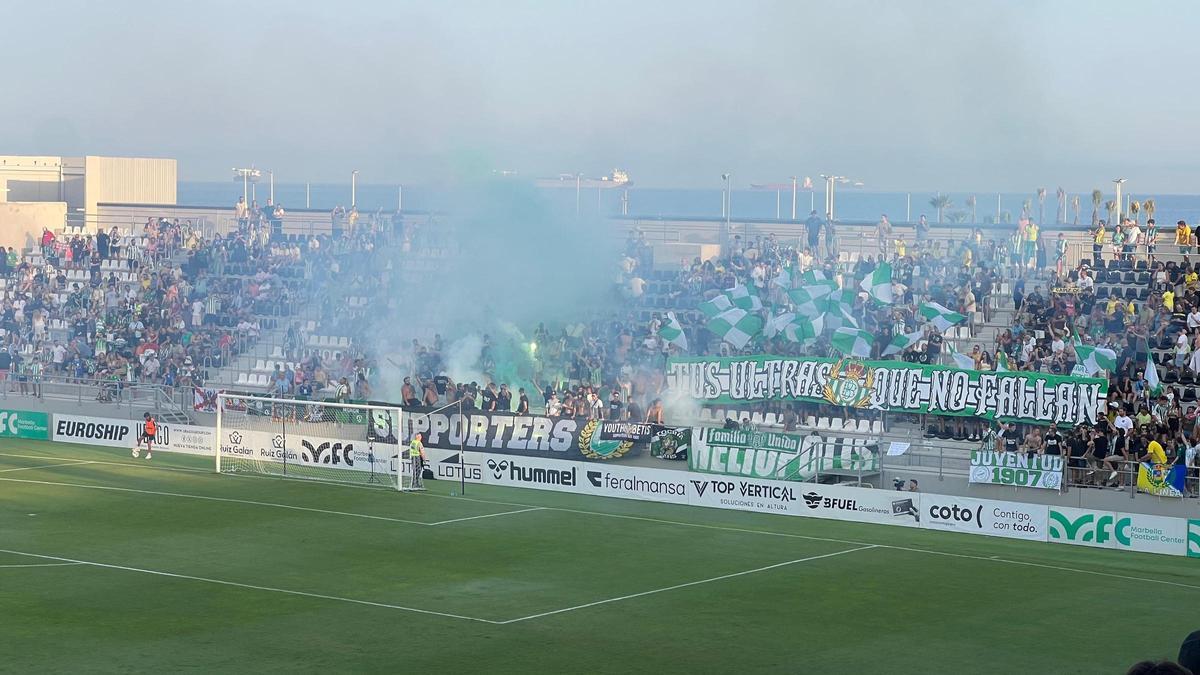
[{"left": 214, "top": 393, "right": 418, "bottom": 490}]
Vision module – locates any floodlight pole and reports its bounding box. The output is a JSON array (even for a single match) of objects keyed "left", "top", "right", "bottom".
[{"left": 459, "top": 398, "right": 465, "bottom": 495}]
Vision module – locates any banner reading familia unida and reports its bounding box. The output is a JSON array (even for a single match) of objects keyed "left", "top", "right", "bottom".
[{"left": 666, "top": 355, "right": 1108, "bottom": 425}]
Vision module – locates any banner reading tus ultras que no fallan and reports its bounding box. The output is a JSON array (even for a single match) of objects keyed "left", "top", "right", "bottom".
[{"left": 666, "top": 355, "right": 1108, "bottom": 425}]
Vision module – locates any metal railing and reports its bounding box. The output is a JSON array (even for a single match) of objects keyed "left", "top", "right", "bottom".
[{"left": 0, "top": 374, "right": 191, "bottom": 418}]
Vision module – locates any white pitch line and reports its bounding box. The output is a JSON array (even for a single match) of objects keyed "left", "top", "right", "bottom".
[
  {"left": 0, "top": 452, "right": 212, "bottom": 476},
  {"left": 416, "top": 491, "right": 1200, "bottom": 593},
  {"left": 0, "top": 477, "right": 435, "bottom": 527},
  {"left": 0, "top": 548, "right": 501, "bottom": 624},
  {"left": 0, "top": 562, "right": 84, "bottom": 568},
  {"left": 497, "top": 545, "right": 879, "bottom": 625},
  {"left": 0, "top": 460, "right": 95, "bottom": 473},
  {"left": 429, "top": 507, "right": 545, "bottom": 526}
]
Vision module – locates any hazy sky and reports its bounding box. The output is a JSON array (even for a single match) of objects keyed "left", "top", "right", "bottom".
[{"left": 4, "top": 0, "right": 1200, "bottom": 192}]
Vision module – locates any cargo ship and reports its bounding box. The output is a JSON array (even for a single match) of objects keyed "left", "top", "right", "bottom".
[{"left": 535, "top": 169, "right": 630, "bottom": 189}]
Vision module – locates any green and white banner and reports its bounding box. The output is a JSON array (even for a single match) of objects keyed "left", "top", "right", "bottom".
[
  {"left": 686, "top": 426, "right": 878, "bottom": 481},
  {"left": 665, "top": 355, "right": 1108, "bottom": 425},
  {"left": 0, "top": 409, "right": 50, "bottom": 440},
  {"left": 1048, "top": 507, "right": 1188, "bottom": 556},
  {"left": 969, "top": 451, "right": 1064, "bottom": 490},
  {"left": 1189, "top": 520, "right": 1200, "bottom": 559}
]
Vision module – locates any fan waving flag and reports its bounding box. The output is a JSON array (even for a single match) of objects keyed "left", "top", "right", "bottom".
[
  {"left": 727, "top": 283, "right": 763, "bottom": 311},
  {"left": 995, "top": 351, "right": 1011, "bottom": 372},
  {"left": 1144, "top": 356, "right": 1162, "bottom": 396},
  {"left": 1075, "top": 344, "right": 1117, "bottom": 376},
  {"left": 919, "top": 301, "right": 967, "bottom": 332},
  {"left": 784, "top": 314, "right": 823, "bottom": 344},
  {"left": 706, "top": 308, "right": 763, "bottom": 349},
  {"left": 763, "top": 311, "right": 795, "bottom": 339},
  {"left": 882, "top": 329, "right": 924, "bottom": 357},
  {"left": 859, "top": 262, "right": 893, "bottom": 304},
  {"left": 658, "top": 312, "right": 688, "bottom": 351},
  {"left": 831, "top": 327, "right": 874, "bottom": 358},
  {"left": 946, "top": 343, "right": 976, "bottom": 369},
  {"left": 772, "top": 266, "right": 793, "bottom": 289},
  {"left": 699, "top": 293, "right": 735, "bottom": 318}
]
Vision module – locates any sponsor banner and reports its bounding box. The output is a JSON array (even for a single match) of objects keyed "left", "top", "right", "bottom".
[
  {"left": 666, "top": 355, "right": 1108, "bottom": 425},
  {"left": 650, "top": 426, "right": 690, "bottom": 459},
  {"left": 1189, "top": 520, "right": 1200, "bottom": 558},
  {"left": 480, "top": 454, "right": 583, "bottom": 495},
  {"left": 798, "top": 482, "right": 921, "bottom": 527},
  {"left": 1048, "top": 507, "right": 1187, "bottom": 556},
  {"left": 688, "top": 475, "right": 803, "bottom": 515},
  {"left": 51, "top": 413, "right": 215, "bottom": 456},
  {"left": 969, "top": 451, "right": 1063, "bottom": 490},
  {"left": 1136, "top": 462, "right": 1187, "bottom": 498},
  {"left": 688, "top": 426, "right": 878, "bottom": 481},
  {"left": 425, "top": 447, "right": 485, "bottom": 483},
  {"left": 920, "top": 495, "right": 1048, "bottom": 541},
  {"left": 0, "top": 409, "right": 50, "bottom": 440},
  {"left": 400, "top": 408, "right": 646, "bottom": 462},
  {"left": 580, "top": 462, "right": 690, "bottom": 505},
  {"left": 220, "top": 428, "right": 399, "bottom": 475}
]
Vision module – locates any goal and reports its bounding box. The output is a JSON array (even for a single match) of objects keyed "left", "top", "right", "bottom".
[{"left": 215, "top": 393, "right": 419, "bottom": 490}]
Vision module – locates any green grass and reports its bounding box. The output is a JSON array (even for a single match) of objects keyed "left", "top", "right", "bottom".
[{"left": 0, "top": 441, "right": 1195, "bottom": 674}]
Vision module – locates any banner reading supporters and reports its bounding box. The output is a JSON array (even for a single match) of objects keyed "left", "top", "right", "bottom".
[
  {"left": 969, "top": 451, "right": 1063, "bottom": 490},
  {"left": 687, "top": 426, "right": 878, "bottom": 481},
  {"left": 666, "top": 355, "right": 1108, "bottom": 424},
  {"left": 0, "top": 409, "right": 50, "bottom": 440},
  {"left": 399, "top": 407, "right": 650, "bottom": 462}
]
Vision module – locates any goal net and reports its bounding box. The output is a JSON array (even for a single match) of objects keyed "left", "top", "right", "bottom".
[{"left": 215, "top": 393, "right": 418, "bottom": 490}]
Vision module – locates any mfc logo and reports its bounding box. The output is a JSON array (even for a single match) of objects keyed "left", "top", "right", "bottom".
[
  {"left": 0, "top": 412, "right": 21, "bottom": 435},
  {"left": 1049, "top": 511, "right": 1131, "bottom": 547}
]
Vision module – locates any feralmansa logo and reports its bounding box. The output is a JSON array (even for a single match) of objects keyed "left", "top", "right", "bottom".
[{"left": 1049, "top": 511, "right": 1131, "bottom": 546}]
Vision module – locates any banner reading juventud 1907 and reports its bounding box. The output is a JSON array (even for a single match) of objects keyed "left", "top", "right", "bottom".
[{"left": 665, "top": 355, "right": 1108, "bottom": 425}]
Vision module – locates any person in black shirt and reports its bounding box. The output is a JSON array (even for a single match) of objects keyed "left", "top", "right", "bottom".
[
  {"left": 515, "top": 388, "right": 530, "bottom": 415},
  {"left": 433, "top": 374, "right": 450, "bottom": 397},
  {"left": 496, "top": 384, "right": 512, "bottom": 412},
  {"left": 1044, "top": 424, "right": 1063, "bottom": 456},
  {"left": 480, "top": 383, "right": 498, "bottom": 412},
  {"left": 625, "top": 399, "right": 643, "bottom": 424},
  {"left": 607, "top": 391, "right": 624, "bottom": 421},
  {"left": 1068, "top": 427, "right": 1090, "bottom": 484},
  {"left": 1000, "top": 423, "right": 1020, "bottom": 454}
]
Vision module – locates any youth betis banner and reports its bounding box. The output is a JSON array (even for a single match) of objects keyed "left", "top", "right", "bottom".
[
  {"left": 969, "top": 451, "right": 1064, "bottom": 490},
  {"left": 686, "top": 426, "right": 878, "bottom": 481},
  {"left": 666, "top": 355, "right": 1108, "bottom": 425}
]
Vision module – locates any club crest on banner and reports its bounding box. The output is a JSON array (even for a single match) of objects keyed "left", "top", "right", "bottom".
[{"left": 823, "top": 359, "right": 873, "bottom": 408}]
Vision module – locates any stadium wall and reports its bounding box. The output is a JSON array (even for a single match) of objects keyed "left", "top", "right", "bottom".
[{"left": 22, "top": 409, "right": 1198, "bottom": 559}]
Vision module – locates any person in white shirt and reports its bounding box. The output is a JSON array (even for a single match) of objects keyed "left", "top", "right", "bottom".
[
  {"left": 1078, "top": 268, "right": 1095, "bottom": 291},
  {"left": 1177, "top": 333, "right": 1191, "bottom": 369},
  {"left": 1188, "top": 309, "right": 1200, "bottom": 331},
  {"left": 1051, "top": 334, "right": 1065, "bottom": 356},
  {"left": 1113, "top": 410, "right": 1134, "bottom": 436}
]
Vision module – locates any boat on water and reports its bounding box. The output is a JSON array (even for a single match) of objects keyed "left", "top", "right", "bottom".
[{"left": 535, "top": 169, "right": 631, "bottom": 189}]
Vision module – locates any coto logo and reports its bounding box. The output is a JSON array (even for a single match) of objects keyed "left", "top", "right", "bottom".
[{"left": 928, "top": 503, "right": 984, "bottom": 529}]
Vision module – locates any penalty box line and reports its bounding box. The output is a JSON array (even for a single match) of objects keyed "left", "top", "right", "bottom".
[
  {"left": 0, "top": 475, "right": 545, "bottom": 528},
  {"left": 0, "top": 548, "right": 505, "bottom": 625},
  {"left": 496, "top": 544, "right": 879, "bottom": 625}
]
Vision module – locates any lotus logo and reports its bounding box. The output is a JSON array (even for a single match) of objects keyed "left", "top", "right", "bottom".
[
  {"left": 228, "top": 431, "right": 243, "bottom": 445},
  {"left": 802, "top": 492, "right": 822, "bottom": 509},
  {"left": 486, "top": 459, "right": 509, "bottom": 479}
]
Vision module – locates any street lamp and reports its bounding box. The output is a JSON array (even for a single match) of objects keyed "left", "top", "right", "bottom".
[
  {"left": 398, "top": 184, "right": 403, "bottom": 212},
  {"left": 267, "top": 170, "right": 274, "bottom": 205},
  {"left": 575, "top": 173, "right": 582, "bottom": 217},
  {"left": 819, "top": 174, "right": 852, "bottom": 221},
  {"left": 232, "top": 167, "right": 260, "bottom": 205},
  {"left": 722, "top": 173, "right": 732, "bottom": 225},
  {"left": 351, "top": 170, "right": 359, "bottom": 208},
  {"left": 790, "top": 176, "right": 798, "bottom": 220},
  {"left": 1113, "top": 178, "right": 1127, "bottom": 222}
]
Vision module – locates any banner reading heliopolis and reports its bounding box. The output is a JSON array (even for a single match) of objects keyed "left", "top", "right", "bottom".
[{"left": 665, "top": 355, "right": 1108, "bottom": 425}]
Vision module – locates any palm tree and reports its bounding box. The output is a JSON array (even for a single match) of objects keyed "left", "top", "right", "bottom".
[
  {"left": 1129, "top": 200, "right": 1141, "bottom": 225},
  {"left": 1036, "top": 187, "right": 1047, "bottom": 224},
  {"left": 965, "top": 195, "right": 977, "bottom": 223},
  {"left": 1104, "top": 200, "right": 1117, "bottom": 225},
  {"left": 1144, "top": 198, "right": 1156, "bottom": 224},
  {"left": 1071, "top": 195, "right": 1081, "bottom": 225},
  {"left": 946, "top": 210, "right": 968, "bottom": 224},
  {"left": 1055, "top": 187, "right": 1066, "bottom": 224},
  {"left": 929, "top": 193, "right": 953, "bottom": 223},
  {"left": 1091, "top": 189, "right": 1103, "bottom": 225}
]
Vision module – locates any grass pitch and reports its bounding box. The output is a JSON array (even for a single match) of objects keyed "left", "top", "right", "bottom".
[{"left": 0, "top": 441, "right": 1195, "bottom": 674}]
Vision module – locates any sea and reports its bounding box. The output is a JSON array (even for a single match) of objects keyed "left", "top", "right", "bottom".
[{"left": 178, "top": 182, "right": 1200, "bottom": 226}]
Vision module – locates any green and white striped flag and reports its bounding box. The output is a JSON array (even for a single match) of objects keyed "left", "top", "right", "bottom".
[
  {"left": 727, "top": 283, "right": 763, "bottom": 311},
  {"left": 946, "top": 342, "right": 976, "bottom": 369},
  {"left": 658, "top": 311, "right": 688, "bottom": 351},
  {"left": 919, "top": 301, "right": 966, "bottom": 332},
  {"left": 831, "top": 327, "right": 874, "bottom": 358},
  {"left": 801, "top": 269, "right": 828, "bottom": 284},
  {"left": 785, "top": 314, "right": 823, "bottom": 344},
  {"left": 1074, "top": 344, "right": 1117, "bottom": 376},
  {"left": 699, "top": 293, "right": 734, "bottom": 318},
  {"left": 772, "top": 266, "right": 793, "bottom": 289},
  {"left": 859, "top": 262, "right": 893, "bottom": 304},
  {"left": 995, "top": 351, "right": 1011, "bottom": 372},
  {"left": 706, "top": 308, "right": 763, "bottom": 349},
  {"left": 787, "top": 281, "right": 838, "bottom": 315},
  {"left": 823, "top": 300, "right": 860, "bottom": 331},
  {"left": 882, "top": 329, "right": 924, "bottom": 357},
  {"left": 1144, "top": 356, "right": 1162, "bottom": 396},
  {"left": 763, "top": 311, "right": 794, "bottom": 339}
]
